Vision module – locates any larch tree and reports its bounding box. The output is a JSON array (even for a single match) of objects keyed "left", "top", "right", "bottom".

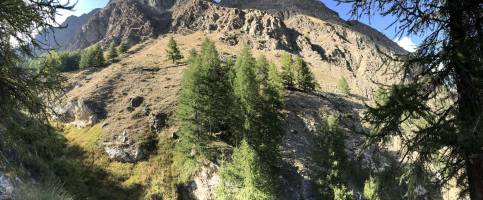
[
  {"left": 280, "top": 52, "right": 295, "bottom": 89},
  {"left": 337, "top": 0, "right": 483, "bottom": 198},
  {"left": 107, "top": 41, "right": 118, "bottom": 61},
  {"left": 293, "top": 56, "right": 318, "bottom": 92},
  {"left": 215, "top": 140, "right": 276, "bottom": 200},
  {"left": 0, "top": 0, "right": 73, "bottom": 119},
  {"left": 117, "top": 42, "right": 128, "bottom": 54},
  {"left": 165, "top": 36, "right": 183, "bottom": 64}
]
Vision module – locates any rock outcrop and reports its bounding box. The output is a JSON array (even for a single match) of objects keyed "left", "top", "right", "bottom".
[
  {"left": 53, "top": 98, "right": 107, "bottom": 128},
  {"left": 103, "top": 129, "right": 151, "bottom": 163}
]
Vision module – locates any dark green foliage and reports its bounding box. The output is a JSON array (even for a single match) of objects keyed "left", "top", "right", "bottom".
[
  {"left": 293, "top": 56, "right": 317, "bottom": 92},
  {"left": 337, "top": 76, "right": 350, "bottom": 95},
  {"left": 79, "top": 44, "right": 104, "bottom": 69},
  {"left": 215, "top": 140, "right": 276, "bottom": 200},
  {"left": 117, "top": 42, "right": 128, "bottom": 54},
  {"left": 165, "top": 36, "right": 183, "bottom": 64},
  {"left": 338, "top": 0, "right": 483, "bottom": 197},
  {"left": 107, "top": 41, "right": 118, "bottom": 61},
  {"left": 57, "top": 51, "right": 81, "bottom": 72}
]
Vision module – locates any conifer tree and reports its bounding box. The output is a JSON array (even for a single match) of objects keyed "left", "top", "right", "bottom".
[
  {"left": 280, "top": 52, "right": 295, "bottom": 89},
  {"left": 117, "top": 42, "right": 128, "bottom": 54},
  {"left": 215, "top": 140, "right": 276, "bottom": 200},
  {"left": 79, "top": 44, "right": 104, "bottom": 69},
  {"left": 233, "top": 47, "right": 259, "bottom": 140},
  {"left": 176, "top": 38, "right": 234, "bottom": 155},
  {"left": 293, "top": 56, "right": 317, "bottom": 92},
  {"left": 165, "top": 36, "right": 183, "bottom": 64},
  {"left": 107, "top": 41, "right": 118, "bottom": 61}
]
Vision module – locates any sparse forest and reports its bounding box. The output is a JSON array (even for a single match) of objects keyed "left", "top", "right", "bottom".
[{"left": 0, "top": 0, "right": 481, "bottom": 199}]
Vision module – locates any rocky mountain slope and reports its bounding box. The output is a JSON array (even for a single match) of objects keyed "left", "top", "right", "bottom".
[
  {"left": 36, "top": 8, "right": 101, "bottom": 50},
  {"left": 37, "top": 0, "right": 430, "bottom": 199}
]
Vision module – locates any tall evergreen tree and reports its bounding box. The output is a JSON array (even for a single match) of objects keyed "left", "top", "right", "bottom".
[
  {"left": 107, "top": 41, "right": 118, "bottom": 61},
  {"left": 165, "top": 36, "right": 183, "bottom": 64},
  {"left": 293, "top": 56, "right": 317, "bottom": 92},
  {"left": 339, "top": 0, "right": 483, "bottom": 198},
  {"left": 176, "top": 38, "right": 234, "bottom": 152},
  {"left": 233, "top": 47, "right": 259, "bottom": 141},
  {"left": 117, "top": 42, "right": 128, "bottom": 54}
]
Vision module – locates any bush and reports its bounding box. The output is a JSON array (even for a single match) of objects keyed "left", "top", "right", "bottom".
[
  {"left": 57, "top": 51, "right": 81, "bottom": 72},
  {"left": 79, "top": 44, "right": 104, "bottom": 69}
]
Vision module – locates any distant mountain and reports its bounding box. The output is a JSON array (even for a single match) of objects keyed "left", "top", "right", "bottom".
[{"left": 35, "top": 8, "right": 101, "bottom": 51}]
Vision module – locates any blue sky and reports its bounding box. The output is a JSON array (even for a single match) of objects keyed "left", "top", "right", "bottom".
[{"left": 57, "top": 0, "right": 418, "bottom": 52}]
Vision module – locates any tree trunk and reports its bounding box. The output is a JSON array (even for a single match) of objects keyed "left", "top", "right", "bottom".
[
  {"left": 466, "top": 154, "right": 483, "bottom": 200},
  {"left": 448, "top": 0, "right": 483, "bottom": 199}
]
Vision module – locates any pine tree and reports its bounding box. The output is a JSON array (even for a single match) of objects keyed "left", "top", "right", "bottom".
[
  {"left": 117, "top": 42, "right": 128, "bottom": 54},
  {"left": 215, "top": 140, "right": 276, "bottom": 200},
  {"left": 293, "top": 56, "right": 317, "bottom": 92},
  {"left": 165, "top": 36, "right": 183, "bottom": 64},
  {"left": 280, "top": 52, "right": 295, "bottom": 89},
  {"left": 107, "top": 41, "right": 118, "bottom": 61},
  {"left": 337, "top": 76, "right": 350, "bottom": 95}
]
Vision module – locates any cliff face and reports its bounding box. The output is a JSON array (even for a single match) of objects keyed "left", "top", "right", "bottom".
[{"left": 51, "top": 0, "right": 404, "bottom": 55}]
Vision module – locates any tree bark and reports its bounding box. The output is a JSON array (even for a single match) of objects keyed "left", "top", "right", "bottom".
[
  {"left": 466, "top": 154, "right": 483, "bottom": 200},
  {"left": 448, "top": 0, "right": 483, "bottom": 199}
]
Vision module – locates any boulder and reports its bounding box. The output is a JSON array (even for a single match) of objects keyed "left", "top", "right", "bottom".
[
  {"left": 53, "top": 98, "right": 107, "bottom": 128},
  {"left": 149, "top": 112, "right": 168, "bottom": 133},
  {"left": 130, "top": 96, "right": 144, "bottom": 108}
]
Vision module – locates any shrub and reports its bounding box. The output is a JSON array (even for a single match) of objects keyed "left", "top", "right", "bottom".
[{"left": 337, "top": 76, "right": 350, "bottom": 95}]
